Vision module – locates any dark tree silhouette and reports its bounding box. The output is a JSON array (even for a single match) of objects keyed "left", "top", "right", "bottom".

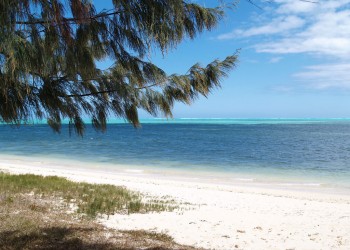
[{"left": 0, "top": 0, "right": 238, "bottom": 135}]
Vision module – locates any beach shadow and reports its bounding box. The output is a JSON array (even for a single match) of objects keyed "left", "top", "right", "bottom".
[{"left": 0, "top": 226, "right": 178, "bottom": 250}]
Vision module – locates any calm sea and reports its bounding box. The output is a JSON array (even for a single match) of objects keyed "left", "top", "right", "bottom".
[{"left": 1, "top": 118, "right": 350, "bottom": 190}]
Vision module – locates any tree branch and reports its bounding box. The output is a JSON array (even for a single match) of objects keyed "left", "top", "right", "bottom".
[
  {"left": 16, "top": 10, "right": 124, "bottom": 25},
  {"left": 63, "top": 82, "right": 162, "bottom": 98}
]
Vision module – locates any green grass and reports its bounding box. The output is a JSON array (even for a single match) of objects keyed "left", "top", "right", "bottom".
[
  {"left": 0, "top": 172, "right": 176, "bottom": 218},
  {"left": 0, "top": 172, "right": 199, "bottom": 250}
]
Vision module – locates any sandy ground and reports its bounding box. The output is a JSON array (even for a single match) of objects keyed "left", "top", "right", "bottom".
[{"left": 1, "top": 156, "right": 350, "bottom": 250}]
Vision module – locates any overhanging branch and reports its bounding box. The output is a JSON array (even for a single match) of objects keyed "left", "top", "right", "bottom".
[
  {"left": 63, "top": 82, "right": 162, "bottom": 98},
  {"left": 16, "top": 10, "right": 124, "bottom": 25}
]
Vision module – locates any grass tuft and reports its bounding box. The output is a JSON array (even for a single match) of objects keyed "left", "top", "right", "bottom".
[
  {"left": 0, "top": 172, "right": 176, "bottom": 218},
  {"left": 0, "top": 172, "right": 199, "bottom": 250}
]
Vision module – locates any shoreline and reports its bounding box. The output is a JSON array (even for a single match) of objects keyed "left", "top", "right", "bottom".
[
  {"left": 1, "top": 155, "right": 350, "bottom": 249},
  {"left": 0, "top": 153, "right": 349, "bottom": 196}
]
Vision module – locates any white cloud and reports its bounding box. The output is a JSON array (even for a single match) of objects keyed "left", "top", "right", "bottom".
[
  {"left": 218, "top": 16, "right": 304, "bottom": 39},
  {"left": 218, "top": 0, "right": 350, "bottom": 58},
  {"left": 256, "top": 37, "right": 350, "bottom": 58},
  {"left": 294, "top": 63, "right": 350, "bottom": 89},
  {"left": 257, "top": 7, "right": 350, "bottom": 58},
  {"left": 217, "top": 0, "right": 350, "bottom": 91},
  {"left": 275, "top": 0, "right": 318, "bottom": 14}
]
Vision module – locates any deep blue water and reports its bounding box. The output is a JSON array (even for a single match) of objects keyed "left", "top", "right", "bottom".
[{"left": 1, "top": 119, "right": 350, "bottom": 187}]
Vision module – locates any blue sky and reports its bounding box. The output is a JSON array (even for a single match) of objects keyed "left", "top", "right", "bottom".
[{"left": 98, "top": 0, "right": 350, "bottom": 118}]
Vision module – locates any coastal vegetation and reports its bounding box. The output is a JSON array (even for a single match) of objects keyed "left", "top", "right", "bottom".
[
  {"left": 0, "top": 172, "right": 177, "bottom": 217},
  {"left": 0, "top": 172, "right": 194, "bottom": 249},
  {"left": 0, "top": 0, "right": 237, "bottom": 135}
]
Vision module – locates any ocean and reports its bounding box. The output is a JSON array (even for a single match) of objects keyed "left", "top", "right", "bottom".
[{"left": 1, "top": 118, "right": 350, "bottom": 191}]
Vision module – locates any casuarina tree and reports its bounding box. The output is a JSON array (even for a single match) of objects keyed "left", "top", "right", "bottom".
[{"left": 0, "top": 0, "right": 238, "bottom": 135}]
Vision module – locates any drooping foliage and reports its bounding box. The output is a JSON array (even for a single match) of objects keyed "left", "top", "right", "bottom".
[{"left": 0, "top": 0, "right": 238, "bottom": 135}]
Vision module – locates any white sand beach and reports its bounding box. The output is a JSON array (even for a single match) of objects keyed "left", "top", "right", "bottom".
[{"left": 1, "top": 156, "right": 350, "bottom": 250}]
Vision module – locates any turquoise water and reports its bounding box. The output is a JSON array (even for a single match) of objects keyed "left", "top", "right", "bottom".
[
  {"left": 1, "top": 118, "right": 350, "bottom": 189},
  {"left": 12, "top": 117, "right": 350, "bottom": 125}
]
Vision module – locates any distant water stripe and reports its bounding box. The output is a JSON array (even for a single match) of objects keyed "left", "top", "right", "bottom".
[{"left": 3, "top": 118, "right": 350, "bottom": 125}]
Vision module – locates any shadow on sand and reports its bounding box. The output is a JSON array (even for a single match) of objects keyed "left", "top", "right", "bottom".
[{"left": 0, "top": 226, "right": 177, "bottom": 250}]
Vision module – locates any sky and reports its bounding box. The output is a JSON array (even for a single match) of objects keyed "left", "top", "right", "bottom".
[{"left": 99, "top": 0, "right": 350, "bottom": 118}]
